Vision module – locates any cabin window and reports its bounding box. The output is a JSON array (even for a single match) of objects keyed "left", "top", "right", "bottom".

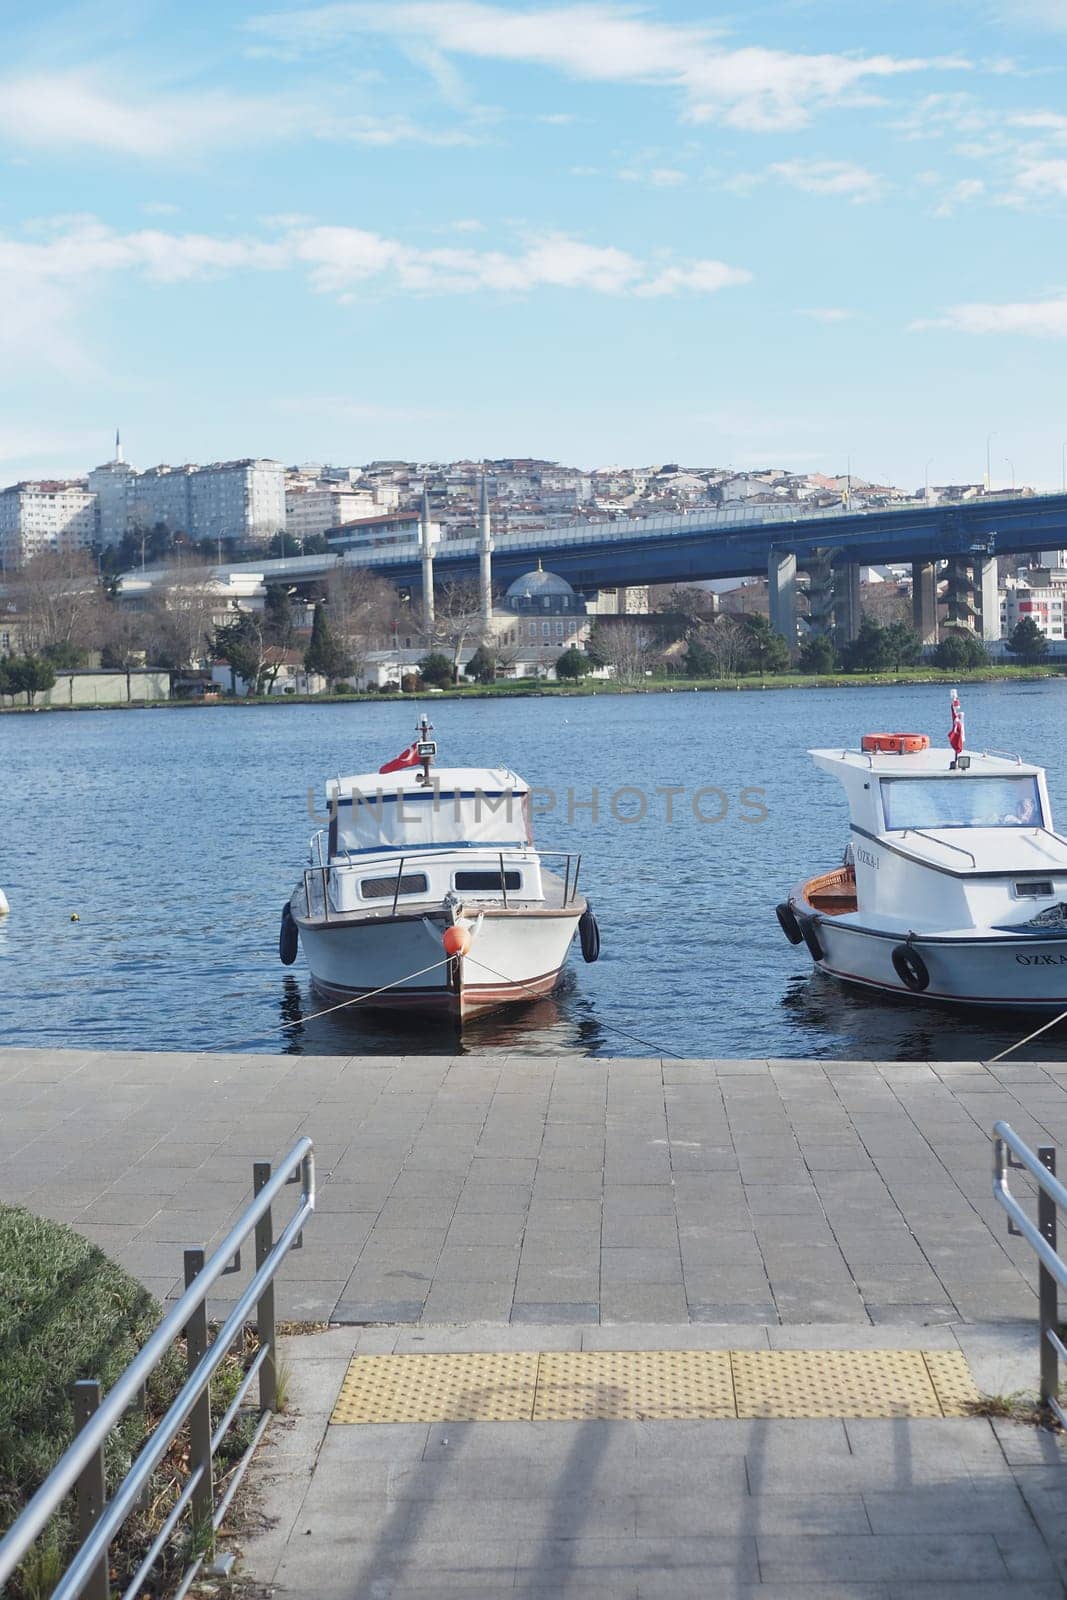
[
  {"left": 454, "top": 870, "right": 522, "bottom": 891},
  {"left": 360, "top": 873, "right": 429, "bottom": 898},
  {"left": 881, "top": 776, "right": 1044, "bottom": 832},
  {"left": 1015, "top": 880, "right": 1054, "bottom": 898}
]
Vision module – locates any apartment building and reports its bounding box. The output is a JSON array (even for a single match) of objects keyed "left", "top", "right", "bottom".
[
  {"left": 1000, "top": 570, "right": 1067, "bottom": 641},
  {"left": 285, "top": 484, "right": 379, "bottom": 542},
  {"left": 0, "top": 481, "right": 97, "bottom": 568}
]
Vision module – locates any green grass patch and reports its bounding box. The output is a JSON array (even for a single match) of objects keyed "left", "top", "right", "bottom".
[{"left": 0, "top": 1205, "right": 260, "bottom": 1598}]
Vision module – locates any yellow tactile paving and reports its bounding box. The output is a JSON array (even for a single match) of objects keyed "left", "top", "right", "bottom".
[
  {"left": 922, "top": 1350, "right": 982, "bottom": 1417},
  {"left": 330, "top": 1352, "right": 538, "bottom": 1424},
  {"left": 532, "top": 1349, "right": 735, "bottom": 1421},
  {"left": 330, "top": 1348, "right": 980, "bottom": 1425},
  {"left": 732, "top": 1349, "right": 941, "bottom": 1419}
]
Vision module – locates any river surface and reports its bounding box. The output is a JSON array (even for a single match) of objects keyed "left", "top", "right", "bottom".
[{"left": 2, "top": 681, "right": 1065, "bottom": 1061}]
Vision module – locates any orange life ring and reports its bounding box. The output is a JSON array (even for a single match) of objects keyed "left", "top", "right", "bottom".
[{"left": 861, "top": 733, "right": 930, "bottom": 754}]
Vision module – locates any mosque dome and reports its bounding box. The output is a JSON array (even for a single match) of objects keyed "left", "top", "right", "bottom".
[{"left": 504, "top": 562, "right": 585, "bottom": 614}]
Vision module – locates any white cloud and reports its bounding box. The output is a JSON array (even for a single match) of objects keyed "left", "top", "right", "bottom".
[
  {"left": 1015, "top": 158, "right": 1067, "bottom": 197},
  {"left": 618, "top": 166, "right": 686, "bottom": 187},
  {"left": 916, "top": 296, "right": 1067, "bottom": 336},
  {"left": 250, "top": 2, "right": 965, "bottom": 132},
  {"left": 770, "top": 159, "right": 885, "bottom": 201},
  {"left": 0, "top": 69, "right": 478, "bottom": 158},
  {"left": 932, "top": 176, "right": 986, "bottom": 214},
  {"left": 0, "top": 215, "right": 752, "bottom": 372},
  {"left": 797, "top": 307, "right": 857, "bottom": 323}
]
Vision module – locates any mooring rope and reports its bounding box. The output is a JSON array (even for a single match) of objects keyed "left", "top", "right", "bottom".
[
  {"left": 468, "top": 954, "right": 683, "bottom": 1060},
  {"left": 987, "top": 1007, "right": 1067, "bottom": 1064}
]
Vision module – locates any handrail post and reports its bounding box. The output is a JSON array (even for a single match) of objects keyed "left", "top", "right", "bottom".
[
  {"left": 71, "top": 1381, "right": 108, "bottom": 1600},
  {"left": 183, "top": 1249, "right": 215, "bottom": 1547},
  {"left": 253, "top": 1161, "right": 278, "bottom": 1414},
  {"left": 1039, "top": 1146, "right": 1059, "bottom": 1414}
]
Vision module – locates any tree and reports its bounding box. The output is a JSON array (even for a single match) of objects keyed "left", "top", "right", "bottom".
[
  {"left": 881, "top": 621, "right": 923, "bottom": 671},
  {"left": 431, "top": 578, "right": 485, "bottom": 683},
  {"left": 739, "top": 613, "right": 791, "bottom": 675},
  {"left": 798, "top": 633, "right": 838, "bottom": 674},
  {"left": 465, "top": 645, "right": 497, "bottom": 684},
  {"left": 556, "top": 646, "right": 591, "bottom": 681},
  {"left": 215, "top": 607, "right": 274, "bottom": 695},
  {"left": 0, "top": 657, "right": 13, "bottom": 700},
  {"left": 933, "top": 628, "right": 988, "bottom": 670},
  {"left": 1008, "top": 615, "right": 1049, "bottom": 664},
  {"left": 842, "top": 616, "right": 892, "bottom": 674},
  {"left": 142, "top": 570, "right": 219, "bottom": 669},
  {"left": 586, "top": 620, "right": 654, "bottom": 685},
  {"left": 8, "top": 551, "right": 109, "bottom": 659},
  {"left": 7, "top": 654, "right": 57, "bottom": 706},
  {"left": 683, "top": 615, "right": 748, "bottom": 680},
  {"left": 304, "top": 603, "right": 351, "bottom": 686},
  {"left": 417, "top": 651, "right": 453, "bottom": 689},
  {"left": 324, "top": 567, "right": 395, "bottom": 687}
]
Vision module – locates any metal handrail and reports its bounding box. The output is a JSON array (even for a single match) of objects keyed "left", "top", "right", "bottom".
[
  {"left": 904, "top": 829, "right": 979, "bottom": 868},
  {"left": 0, "top": 1139, "right": 315, "bottom": 1599},
  {"left": 992, "top": 1121, "right": 1067, "bottom": 1424}
]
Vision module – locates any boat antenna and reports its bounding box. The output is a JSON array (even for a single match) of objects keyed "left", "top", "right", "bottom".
[{"left": 415, "top": 713, "right": 437, "bottom": 786}]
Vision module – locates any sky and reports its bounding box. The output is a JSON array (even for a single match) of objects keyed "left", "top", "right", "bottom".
[{"left": 2, "top": 0, "right": 1067, "bottom": 489}]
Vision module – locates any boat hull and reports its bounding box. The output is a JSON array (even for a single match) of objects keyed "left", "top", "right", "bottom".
[
  {"left": 794, "top": 906, "right": 1067, "bottom": 1010},
  {"left": 293, "top": 899, "right": 582, "bottom": 1020}
]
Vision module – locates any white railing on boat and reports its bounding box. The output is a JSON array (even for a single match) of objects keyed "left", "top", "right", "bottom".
[{"left": 301, "top": 849, "right": 583, "bottom": 922}]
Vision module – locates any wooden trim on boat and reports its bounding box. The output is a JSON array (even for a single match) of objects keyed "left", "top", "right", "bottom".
[{"left": 800, "top": 864, "right": 857, "bottom": 917}]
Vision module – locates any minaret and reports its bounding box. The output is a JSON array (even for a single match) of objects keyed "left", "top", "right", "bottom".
[
  {"left": 115, "top": 427, "right": 124, "bottom": 464},
  {"left": 420, "top": 487, "right": 435, "bottom": 632},
  {"left": 478, "top": 474, "right": 493, "bottom": 635}
]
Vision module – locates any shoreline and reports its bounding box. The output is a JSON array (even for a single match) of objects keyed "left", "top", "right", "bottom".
[{"left": 0, "top": 664, "right": 1063, "bottom": 714}]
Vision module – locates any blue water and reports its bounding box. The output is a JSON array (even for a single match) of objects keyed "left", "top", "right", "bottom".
[{"left": 2, "top": 680, "right": 1065, "bottom": 1060}]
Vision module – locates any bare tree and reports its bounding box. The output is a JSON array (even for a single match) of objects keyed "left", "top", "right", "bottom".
[
  {"left": 691, "top": 614, "right": 749, "bottom": 680},
  {"left": 431, "top": 578, "right": 485, "bottom": 682},
  {"left": 142, "top": 569, "right": 220, "bottom": 668},
  {"left": 588, "top": 619, "right": 654, "bottom": 686},
  {"left": 9, "top": 551, "right": 108, "bottom": 659},
  {"left": 324, "top": 567, "right": 396, "bottom": 686}
]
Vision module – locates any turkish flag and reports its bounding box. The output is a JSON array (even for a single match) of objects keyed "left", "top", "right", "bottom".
[
  {"left": 948, "top": 691, "right": 964, "bottom": 756},
  {"left": 379, "top": 741, "right": 421, "bottom": 774}
]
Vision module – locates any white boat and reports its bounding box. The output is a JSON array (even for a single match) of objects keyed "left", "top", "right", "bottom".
[
  {"left": 776, "top": 699, "right": 1067, "bottom": 1010},
  {"left": 280, "top": 718, "right": 599, "bottom": 1020}
]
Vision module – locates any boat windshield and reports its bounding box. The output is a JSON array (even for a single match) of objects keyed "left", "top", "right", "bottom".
[{"left": 881, "top": 775, "right": 1043, "bottom": 832}]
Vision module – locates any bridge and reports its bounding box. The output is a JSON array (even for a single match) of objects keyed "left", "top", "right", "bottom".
[{"left": 125, "top": 491, "right": 1067, "bottom": 642}]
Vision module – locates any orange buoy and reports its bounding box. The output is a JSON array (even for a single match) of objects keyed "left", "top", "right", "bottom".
[
  {"left": 861, "top": 733, "right": 930, "bottom": 755},
  {"left": 443, "top": 923, "right": 471, "bottom": 957}
]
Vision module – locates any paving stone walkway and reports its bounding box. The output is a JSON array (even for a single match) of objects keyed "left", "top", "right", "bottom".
[
  {"left": 244, "top": 1320, "right": 1067, "bottom": 1599},
  {"left": 0, "top": 1048, "right": 1061, "bottom": 1325},
  {"left": 5, "top": 1047, "right": 1067, "bottom": 1596}
]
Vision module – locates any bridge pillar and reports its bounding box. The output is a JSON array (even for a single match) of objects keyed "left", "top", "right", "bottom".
[
  {"left": 832, "top": 558, "right": 862, "bottom": 642},
  {"left": 978, "top": 556, "right": 1001, "bottom": 642},
  {"left": 768, "top": 550, "right": 798, "bottom": 643},
  {"left": 911, "top": 560, "right": 938, "bottom": 645}
]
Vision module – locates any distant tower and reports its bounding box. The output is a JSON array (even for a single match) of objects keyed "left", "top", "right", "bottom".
[
  {"left": 478, "top": 475, "right": 493, "bottom": 634},
  {"left": 420, "top": 487, "right": 435, "bottom": 632},
  {"left": 115, "top": 427, "right": 124, "bottom": 464}
]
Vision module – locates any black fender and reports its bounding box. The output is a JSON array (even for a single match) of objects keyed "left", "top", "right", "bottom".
[
  {"left": 578, "top": 904, "right": 601, "bottom": 963},
  {"left": 776, "top": 902, "right": 804, "bottom": 946},
  {"left": 279, "top": 902, "right": 299, "bottom": 966},
  {"left": 891, "top": 943, "right": 929, "bottom": 993},
  {"left": 800, "top": 917, "right": 825, "bottom": 963}
]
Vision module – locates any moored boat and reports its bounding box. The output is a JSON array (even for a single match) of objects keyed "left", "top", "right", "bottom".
[
  {"left": 776, "top": 694, "right": 1067, "bottom": 1009},
  {"left": 280, "top": 718, "right": 599, "bottom": 1020}
]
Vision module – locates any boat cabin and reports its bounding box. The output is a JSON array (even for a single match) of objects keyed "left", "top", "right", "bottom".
[
  {"left": 809, "top": 745, "right": 1067, "bottom": 931},
  {"left": 315, "top": 766, "right": 546, "bottom": 914}
]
